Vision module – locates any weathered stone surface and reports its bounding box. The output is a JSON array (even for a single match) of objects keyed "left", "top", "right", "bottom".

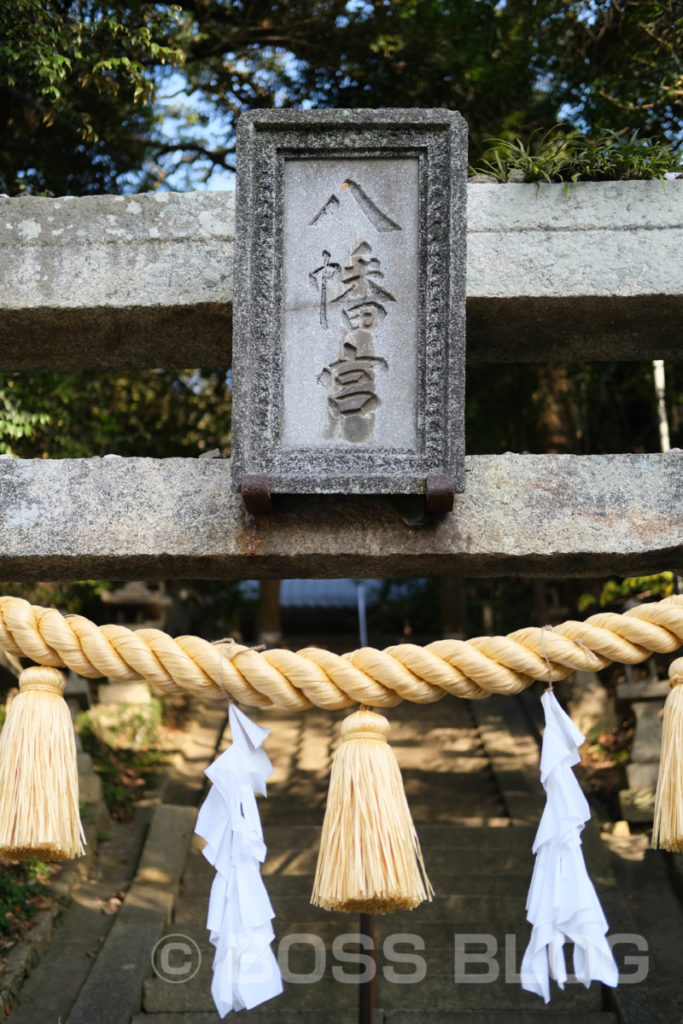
[
  {"left": 280, "top": 159, "right": 421, "bottom": 453},
  {"left": 617, "top": 679, "right": 670, "bottom": 701},
  {"left": 66, "top": 805, "right": 197, "bottom": 1024},
  {"left": 131, "top": 1015, "right": 357, "bottom": 1024},
  {"left": 67, "top": 918, "right": 166, "bottom": 1024},
  {"left": 470, "top": 696, "right": 544, "bottom": 824},
  {"left": 629, "top": 702, "right": 664, "bottom": 763},
  {"left": 618, "top": 787, "right": 656, "bottom": 822},
  {"left": 1, "top": 180, "right": 682, "bottom": 370},
  {"left": 376, "top": 976, "right": 603, "bottom": 1012},
  {"left": 134, "top": 805, "right": 197, "bottom": 890},
  {"left": 97, "top": 681, "right": 152, "bottom": 704},
  {"left": 567, "top": 671, "right": 619, "bottom": 736},
  {"left": 65, "top": 669, "right": 90, "bottom": 707},
  {"left": 0, "top": 912, "right": 55, "bottom": 1012},
  {"left": 625, "top": 762, "right": 659, "bottom": 789},
  {"left": 233, "top": 109, "right": 467, "bottom": 494},
  {"left": 8, "top": 815, "right": 147, "bottom": 1024},
  {"left": 77, "top": 751, "right": 103, "bottom": 804},
  {"left": 0, "top": 451, "right": 680, "bottom": 579},
  {"left": 384, "top": 1014, "right": 617, "bottom": 1023},
  {"left": 0, "top": 191, "right": 233, "bottom": 370},
  {"left": 467, "top": 179, "right": 683, "bottom": 361},
  {"left": 132, "top": 1015, "right": 358, "bottom": 1024}
]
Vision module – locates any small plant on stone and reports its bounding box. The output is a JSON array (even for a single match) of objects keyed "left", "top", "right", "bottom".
[
  {"left": 77, "top": 699, "right": 163, "bottom": 752},
  {"left": 0, "top": 859, "right": 51, "bottom": 944},
  {"left": 76, "top": 703, "right": 170, "bottom": 820},
  {"left": 471, "top": 127, "right": 682, "bottom": 184},
  {"left": 472, "top": 127, "right": 580, "bottom": 183}
]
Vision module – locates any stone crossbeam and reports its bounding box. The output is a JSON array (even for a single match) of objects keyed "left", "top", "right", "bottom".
[
  {"left": 1, "top": 181, "right": 682, "bottom": 370},
  {"left": 0, "top": 452, "right": 680, "bottom": 579}
]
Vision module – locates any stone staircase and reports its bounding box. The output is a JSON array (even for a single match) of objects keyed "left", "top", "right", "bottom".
[
  {"left": 136, "top": 821, "right": 617, "bottom": 1022},
  {"left": 134, "top": 699, "right": 618, "bottom": 1023},
  {"left": 5, "top": 679, "right": 681, "bottom": 1023}
]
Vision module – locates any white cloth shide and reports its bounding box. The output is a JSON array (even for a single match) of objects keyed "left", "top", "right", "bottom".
[
  {"left": 195, "top": 704, "right": 283, "bottom": 1016},
  {"left": 520, "top": 689, "right": 619, "bottom": 1002}
]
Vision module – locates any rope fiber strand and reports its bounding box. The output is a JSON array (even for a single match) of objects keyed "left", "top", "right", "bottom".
[{"left": 0, "top": 594, "right": 682, "bottom": 710}]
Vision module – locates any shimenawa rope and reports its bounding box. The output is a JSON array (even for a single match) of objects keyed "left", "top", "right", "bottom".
[
  {"left": 2, "top": 593, "right": 683, "bottom": 866},
  {"left": 0, "top": 593, "right": 682, "bottom": 710}
]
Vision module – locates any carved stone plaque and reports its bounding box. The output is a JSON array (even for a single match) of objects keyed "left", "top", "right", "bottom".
[{"left": 232, "top": 109, "right": 467, "bottom": 495}]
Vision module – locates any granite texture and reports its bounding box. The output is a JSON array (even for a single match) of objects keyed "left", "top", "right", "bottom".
[
  {"left": 231, "top": 108, "right": 468, "bottom": 495},
  {"left": 0, "top": 451, "right": 681, "bottom": 580},
  {"left": 2, "top": 181, "right": 683, "bottom": 370},
  {"left": 0, "top": 191, "right": 234, "bottom": 370}
]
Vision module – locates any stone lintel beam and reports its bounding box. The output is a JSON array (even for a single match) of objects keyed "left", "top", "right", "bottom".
[
  {"left": 0, "top": 192, "right": 234, "bottom": 371},
  {"left": 1, "top": 181, "right": 682, "bottom": 370},
  {"left": 0, "top": 452, "right": 680, "bottom": 580},
  {"left": 466, "top": 180, "right": 683, "bottom": 362}
]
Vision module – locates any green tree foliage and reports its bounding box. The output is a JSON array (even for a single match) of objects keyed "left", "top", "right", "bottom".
[
  {"left": 466, "top": 361, "right": 683, "bottom": 457},
  {"left": 0, "top": 1, "right": 183, "bottom": 194},
  {"left": 0, "top": 384, "right": 49, "bottom": 454},
  {"left": 0, "top": 858, "right": 50, "bottom": 941},
  {"left": 1, "top": 0, "right": 681, "bottom": 193},
  {"left": 578, "top": 572, "right": 676, "bottom": 614},
  {"left": 537, "top": 0, "right": 683, "bottom": 141},
  {"left": 170, "top": 0, "right": 556, "bottom": 177},
  {"left": 156, "top": 0, "right": 683, "bottom": 185},
  {"left": 0, "top": 368, "right": 231, "bottom": 458}
]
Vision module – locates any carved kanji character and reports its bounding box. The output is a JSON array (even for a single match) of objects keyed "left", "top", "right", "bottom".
[{"left": 309, "top": 249, "right": 341, "bottom": 328}]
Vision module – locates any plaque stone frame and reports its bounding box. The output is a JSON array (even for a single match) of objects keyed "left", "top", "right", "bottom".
[{"left": 232, "top": 109, "right": 467, "bottom": 497}]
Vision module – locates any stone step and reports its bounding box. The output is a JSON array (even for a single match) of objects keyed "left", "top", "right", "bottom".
[
  {"left": 261, "top": 783, "right": 503, "bottom": 807},
  {"left": 132, "top": 1009, "right": 616, "bottom": 1024},
  {"left": 67, "top": 805, "right": 198, "bottom": 1024},
  {"left": 376, "top": 977, "right": 604, "bottom": 1011},
  {"left": 272, "top": 921, "right": 536, "bottom": 948},
  {"left": 260, "top": 804, "right": 507, "bottom": 828},
  {"left": 402, "top": 769, "right": 500, "bottom": 790},
  {"left": 142, "top": 966, "right": 604, "bottom": 1015},
  {"left": 262, "top": 844, "right": 533, "bottom": 878},
  {"left": 160, "top": 923, "right": 542, "bottom": 970},
  {"left": 132, "top": 1014, "right": 359, "bottom": 1024},
  {"left": 158, "top": 919, "right": 540, "bottom": 950},
  {"left": 261, "top": 824, "right": 531, "bottom": 851},
  {"left": 253, "top": 938, "right": 562, "bottom": 983},
  {"left": 384, "top": 1014, "right": 617, "bottom": 1023},
  {"left": 143, "top": 965, "right": 605, "bottom": 1015},
  {"left": 180, "top": 869, "right": 532, "bottom": 900},
  {"left": 376, "top": 978, "right": 606, "bottom": 1011},
  {"left": 173, "top": 894, "right": 531, "bottom": 930},
  {"left": 263, "top": 770, "right": 501, "bottom": 790},
  {"left": 403, "top": 808, "right": 507, "bottom": 826},
  {"left": 143, "top": 974, "right": 357, "bottom": 1013}
]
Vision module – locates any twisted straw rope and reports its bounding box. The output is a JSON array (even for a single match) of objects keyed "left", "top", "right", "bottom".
[{"left": 0, "top": 594, "right": 682, "bottom": 711}]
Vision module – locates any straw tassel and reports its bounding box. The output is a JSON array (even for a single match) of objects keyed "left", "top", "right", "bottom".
[
  {"left": 652, "top": 657, "right": 683, "bottom": 851},
  {"left": 311, "top": 707, "right": 433, "bottom": 914},
  {"left": 0, "top": 666, "right": 85, "bottom": 861}
]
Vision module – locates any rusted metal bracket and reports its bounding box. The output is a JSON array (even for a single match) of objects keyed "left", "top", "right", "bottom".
[
  {"left": 241, "top": 474, "right": 272, "bottom": 515},
  {"left": 425, "top": 474, "right": 454, "bottom": 515},
  {"left": 240, "top": 473, "right": 451, "bottom": 517}
]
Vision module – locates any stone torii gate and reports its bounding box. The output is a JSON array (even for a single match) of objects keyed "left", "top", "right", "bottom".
[
  {"left": 1, "top": 109, "right": 683, "bottom": 1024},
  {"left": 0, "top": 175, "right": 682, "bottom": 579}
]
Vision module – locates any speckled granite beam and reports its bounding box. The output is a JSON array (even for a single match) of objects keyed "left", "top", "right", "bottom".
[
  {"left": 1, "top": 180, "right": 681, "bottom": 370},
  {"left": 0, "top": 452, "right": 680, "bottom": 579}
]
